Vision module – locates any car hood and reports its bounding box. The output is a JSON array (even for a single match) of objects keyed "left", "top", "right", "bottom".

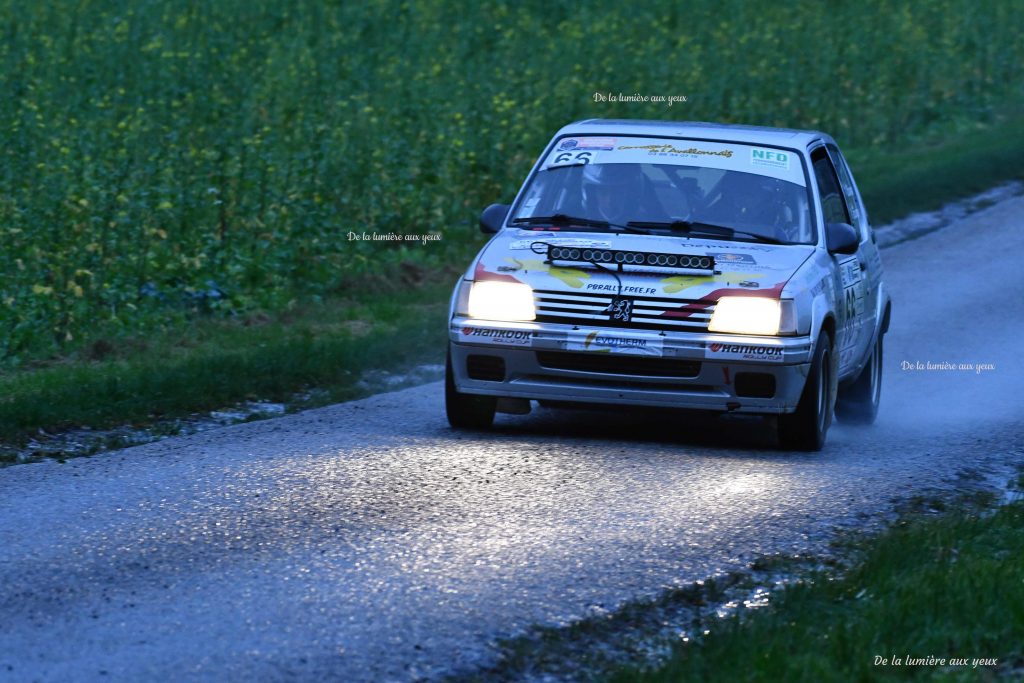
[{"left": 474, "top": 229, "right": 814, "bottom": 301}]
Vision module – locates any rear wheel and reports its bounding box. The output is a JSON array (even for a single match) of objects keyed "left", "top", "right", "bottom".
[
  {"left": 836, "top": 333, "right": 883, "bottom": 425},
  {"left": 778, "top": 332, "right": 835, "bottom": 451},
  {"left": 445, "top": 347, "right": 496, "bottom": 429}
]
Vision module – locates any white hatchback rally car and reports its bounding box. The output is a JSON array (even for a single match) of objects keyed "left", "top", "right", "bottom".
[{"left": 446, "top": 119, "right": 891, "bottom": 450}]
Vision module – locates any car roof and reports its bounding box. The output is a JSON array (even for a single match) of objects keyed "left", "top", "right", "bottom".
[{"left": 557, "top": 118, "right": 834, "bottom": 150}]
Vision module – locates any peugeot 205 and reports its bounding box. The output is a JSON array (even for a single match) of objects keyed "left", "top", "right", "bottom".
[{"left": 445, "top": 119, "right": 891, "bottom": 450}]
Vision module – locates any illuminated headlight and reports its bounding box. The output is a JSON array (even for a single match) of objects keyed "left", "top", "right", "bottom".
[
  {"left": 467, "top": 281, "right": 536, "bottom": 321},
  {"left": 709, "top": 297, "right": 797, "bottom": 336}
]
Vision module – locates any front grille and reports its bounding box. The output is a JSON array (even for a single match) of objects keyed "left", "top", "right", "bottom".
[
  {"left": 534, "top": 289, "right": 715, "bottom": 332},
  {"left": 466, "top": 355, "right": 506, "bottom": 381},
  {"left": 536, "top": 351, "right": 701, "bottom": 378}
]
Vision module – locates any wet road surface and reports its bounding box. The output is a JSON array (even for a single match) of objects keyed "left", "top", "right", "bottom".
[{"left": 2, "top": 196, "right": 1023, "bottom": 682}]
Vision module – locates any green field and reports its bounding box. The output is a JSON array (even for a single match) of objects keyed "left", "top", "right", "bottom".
[
  {"left": 3, "top": 0, "right": 1024, "bottom": 366},
  {"left": 2, "top": 1, "right": 1024, "bottom": 448}
]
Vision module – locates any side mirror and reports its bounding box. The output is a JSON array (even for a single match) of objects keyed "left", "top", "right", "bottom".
[
  {"left": 480, "top": 203, "right": 510, "bottom": 234},
  {"left": 826, "top": 222, "right": 859, "bottom": 255}
]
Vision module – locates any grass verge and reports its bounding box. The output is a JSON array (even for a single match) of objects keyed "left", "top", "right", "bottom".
[
  {"left": 609, "top": 485, "right": 1024, "bottom": 682},
  {"left": 0, "top": 277, "right": 452, "bottom": 453},
  {"left": 848, "top": 114, "right": 1024, "bottom": 225},
  {"left": 2, "top": 116, "right": 1023, "bottom": 455}
]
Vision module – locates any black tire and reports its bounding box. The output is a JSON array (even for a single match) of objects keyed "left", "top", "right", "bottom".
[
  {"left": 836, "top": 333, "right": 883, "bottom": 425},
  {"left": 778, "top": 332, "right": 835, "bottom": 451},
  {"left": 445, "top": 348, "right": 496, "bottom": 429}
]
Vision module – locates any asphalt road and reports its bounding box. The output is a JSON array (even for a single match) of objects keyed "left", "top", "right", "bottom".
[{"left": 2, "top": 195, "right": 1024, "bottom": 682}]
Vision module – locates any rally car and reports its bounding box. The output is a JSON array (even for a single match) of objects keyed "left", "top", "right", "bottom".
[{"left": 445, "top": 119, "right": 891, "bottom": 450}]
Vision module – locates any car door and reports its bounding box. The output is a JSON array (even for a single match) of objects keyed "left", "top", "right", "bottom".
[
  {"left": 828, "top": 144, "right": 881, "bottom": 356},
  {"left": 810, "top": 146, "right": 867, "bottom": 377}
]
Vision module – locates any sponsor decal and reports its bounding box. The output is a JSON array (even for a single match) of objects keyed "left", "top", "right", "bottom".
[
  {"left": 750, "top": 148, "right": 790, "bottom": 170},
  {"left": 839, "top": 259, "right": 861, "bottom": 288},
  {"left": 710, "top": 252, "right": 756, "bottom": 264},
  {"left": 809, "top": 275, "right": 831, "bottom": 297},
  {"left": 585, "top": 283, "right": 657, "bottom": 295},
  {"left": 558, "top": 137, "right": 616, "bottom": 151},
  {"left": 689, "top": 242, "right": 775, "bottom": 252},
  {"left": 547, "top": 238, "right": 613, "bottom": 248},
  {"left": 575, "top": 137, "right": 616, "bottom": 150},
  {"left": 660, "top": 271, "right": 765, "bottom": 294},
  {"left": 566, "top": 329, "right": 663, "bottom": 356},
  {"left": 509, "top": 238, "right": 612, "bottom": 250},
  {"left": 571, "top": 137, "right": 805, "bottom": 186},
  {"left": 618, "top": 144, "right": 734, "bottom": 158},
  {"left": 459, "top": 327, "right": 535, "bottom": 346},
  {"left": 547, "top": 265, "right": 590, "bottom": 288},
  {"left": 473, "top": 261, "right": 522, "bottom": 284},
  {"left": 706, "top": 342, "right": 784, "bottom": 363}
]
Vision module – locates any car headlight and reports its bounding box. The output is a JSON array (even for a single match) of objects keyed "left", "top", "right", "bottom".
[
  {"left": 467, "top": 281, "right": 536, "bottom": 321},
  {"left": 709, "top": 297, "right": 796, "bottom": 336}
]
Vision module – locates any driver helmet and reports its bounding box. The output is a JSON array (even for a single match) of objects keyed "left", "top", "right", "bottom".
[
  {"left": 581, "top": 163, "right": 641, "bottom": 223},
  {"left": 717, "top": 172, "right": 795, "bottom": 236}
]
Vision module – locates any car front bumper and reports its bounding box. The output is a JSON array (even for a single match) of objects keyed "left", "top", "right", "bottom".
[{"left": 449, "top": 318, "right": 814, "bottom": 414}]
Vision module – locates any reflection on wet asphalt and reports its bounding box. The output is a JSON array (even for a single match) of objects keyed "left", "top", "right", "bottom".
[{"left": 2, "top": 197, "right": 1024, "bottom": 682}]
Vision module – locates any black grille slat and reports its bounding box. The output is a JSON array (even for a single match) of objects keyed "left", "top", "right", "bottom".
[
  {"left": 536, "top": 351, "right": 701, "bottom": 378},
  {"left": 534, "top": 313, "right": 710, "bottom": 332}
]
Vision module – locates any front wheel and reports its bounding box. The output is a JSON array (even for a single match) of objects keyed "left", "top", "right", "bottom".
[
  {"left": 835, "top": 333, "right": 883, "bottom": 425},
  {"left": 445, "top": 348, "right": 496, "bottom": 429},
  {"left": 778, "top": 332, "right": 835, "bottom": 451}
]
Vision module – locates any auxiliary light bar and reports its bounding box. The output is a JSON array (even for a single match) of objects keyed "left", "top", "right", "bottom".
[{"left": 546, "top": 245, "right": 714, "bottom": 270}]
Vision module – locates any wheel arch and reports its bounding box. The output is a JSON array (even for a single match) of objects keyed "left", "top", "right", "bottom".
[
  {"left": 818, "top": 314, "right": 836, "bottom": 346},
  {"left": 809, "top": 288, "right": 836, "bottom": 354}
]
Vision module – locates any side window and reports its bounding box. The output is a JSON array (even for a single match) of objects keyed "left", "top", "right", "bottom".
[
  {"left": 827, "top": 145, "right": 867, "bottom": 241},
  {"left": 810, "top": 147, "right": 851, "bottom": 226}
]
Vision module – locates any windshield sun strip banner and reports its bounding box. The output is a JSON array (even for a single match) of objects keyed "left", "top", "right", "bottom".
[{"left": 543, "top": 136, "right": 806, "bottom": 187}]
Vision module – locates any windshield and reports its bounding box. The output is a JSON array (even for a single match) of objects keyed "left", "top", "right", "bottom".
[{"left": 510, "top": 136, "right": 814, "bottom": 244}]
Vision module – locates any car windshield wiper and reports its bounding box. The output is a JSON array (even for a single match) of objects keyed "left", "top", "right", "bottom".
[
  {"left": 731, "top": 230, "right": 789, "bottom": 244},
  {"left": 511, "top": 214, "right": 649, "bottom": 234},
  {"left": 542, "top": 162, "right": 588, "bottom": 171},
  {"left": 627, "top": 220, "right": 790, "bottom": 244},
  {"left": 627, "top": 219, "right": 736, "bottom": 239}
]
